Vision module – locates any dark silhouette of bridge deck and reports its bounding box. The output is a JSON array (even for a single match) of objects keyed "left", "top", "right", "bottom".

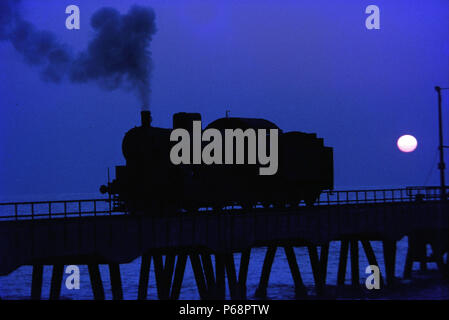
[{"left": 0, "top": 187, "right": 447, "bottom": 300}]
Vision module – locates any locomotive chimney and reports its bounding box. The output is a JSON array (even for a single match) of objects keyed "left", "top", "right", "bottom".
[{"left": 141, "top": 110, "right": 152, "bottom": 127}]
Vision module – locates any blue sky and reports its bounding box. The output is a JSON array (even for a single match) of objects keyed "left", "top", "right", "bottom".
[{"left": 0, "top": 0, "right": 448, "bottom": 197}]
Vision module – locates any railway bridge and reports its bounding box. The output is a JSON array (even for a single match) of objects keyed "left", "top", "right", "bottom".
[{"left": 0, "top": 186, "right": 448, "bottom": 300}]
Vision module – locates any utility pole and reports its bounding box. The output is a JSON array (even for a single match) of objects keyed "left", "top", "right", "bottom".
[{"left": 435, "top": 86, "right": 449, "bottom": 201}]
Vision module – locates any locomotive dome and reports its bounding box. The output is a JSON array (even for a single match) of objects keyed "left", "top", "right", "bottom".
[
  {"left": 122, "top": 125, "right": 152, "bottom": 161},
  {"left": 122, "top": 112, "right": 170, "bottom": 162}
]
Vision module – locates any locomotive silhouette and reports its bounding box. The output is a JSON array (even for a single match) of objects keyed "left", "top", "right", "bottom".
[{"left": 100, "top": 111, "right": 333, "bottom": 214}]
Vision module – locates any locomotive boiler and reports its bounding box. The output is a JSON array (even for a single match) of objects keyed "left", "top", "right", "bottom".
[{"left": 100, "top": 111, "right": 333, "bottom": 214}]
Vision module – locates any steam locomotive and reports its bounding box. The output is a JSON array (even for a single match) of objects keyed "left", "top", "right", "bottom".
[{"left": 100, "top": 111, "right": 333, "bottom": 214}]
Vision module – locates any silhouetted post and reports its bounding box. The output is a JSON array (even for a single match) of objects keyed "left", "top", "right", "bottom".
[
  {"left": 224, "top": 253, "right": 238, "bottom": 299},
  {"left": 237, "top": 249, "right": 251, "bottom": 299},
  {"left": 152, "top": 254, "right": 166, "bottom": 299},
  {"left": 382, "top": 240, "right": 397, "bottom": 286},
  {"left": 435, "top": 86, "right": 449, "bottom": 201},
  {"left": 223, "top": 250, "right": 251, "bottom": 300},
  {"left": 171, "top": 254, "right": 187, "bottom": 300},
  {"left": 50, "top": 264, "right": 64, "bottom": 300},
  {"left": 189, "top": 253, "right": 208, "bottom": 299},
  {"left": 31, "top": 264, "right": 43, "bottom": 300},
  {"left": 255, "top": 246, "right": 277, "bottom": 298},
  {"left": 284, "top": 246, "right": 307, "bottom": 297},
  {"left": 361, "top": 240, "right": 384, "bottom": 287},
  {"left": 215, "top": 254, "right": 226, "bottom": 300},
  {"left": 88, "top": 264, "right": 105, "bottom": 300},
  {"left": 337, "top": 240, "right": 349, "bottom": 286},
  {"left": 138, "top": 254, "right": 151, "bottom": 300},
  {"left": 317, "top": 243, "right": 330, "bottom": 294},
  {"left": 201, "top": 254, "right": 216, "bottom": 294},
  {"left": 319, "top": 243, "right": 329, "bottom": 282},
  {"left": 350, "top": 240, "right": 359, "bottom": 287},
  {"left": 108, "top": 264, "right": 123, "bottom": 300}
]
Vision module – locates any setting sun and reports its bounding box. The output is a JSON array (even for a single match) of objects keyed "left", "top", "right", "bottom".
[{"left": 397, "top": 135, "right": 418, "bottom": 153}]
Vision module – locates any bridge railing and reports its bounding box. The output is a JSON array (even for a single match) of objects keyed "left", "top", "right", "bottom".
[
  {"left": 317, "top": 186, "right": 446, "bottom": 205},
  {"left": 0, "top": 186, "right": 446, "bottom": 221},
  {"left": 0, "top": 198, "right": 117, "bottom": 221}
]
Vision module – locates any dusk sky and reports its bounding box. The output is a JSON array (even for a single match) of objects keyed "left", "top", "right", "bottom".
[{"left": 0, "top": 0, "right": 448, "bottom": 198}]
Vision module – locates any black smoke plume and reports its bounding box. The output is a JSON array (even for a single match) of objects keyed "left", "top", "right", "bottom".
[{"left": 0, "top": 0, "right": 157, "bottom": 110}]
